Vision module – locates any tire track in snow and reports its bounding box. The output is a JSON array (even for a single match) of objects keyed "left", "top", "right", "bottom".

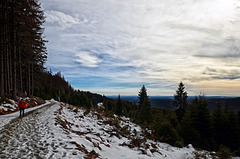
[{"left": 0, "top": 102, "right": 59, "bottom": 159}]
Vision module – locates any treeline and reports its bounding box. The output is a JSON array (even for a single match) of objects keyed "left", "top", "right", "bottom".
[
  {"left": 0, "top": 0, "right": 47, "bottom": 99},
  {"left": 181, "top": 96, "right": 240, "bottom": 153},
  {"left": 35, "top": 70, "right": 104, "bottom": 109},
  {"left": 103, "top": 83, "right": 240, "bottom": 156}
]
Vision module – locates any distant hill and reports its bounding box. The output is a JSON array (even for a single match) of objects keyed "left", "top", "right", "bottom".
[{"left": 108, "top": 96, "right": 240, "bottom": 113}]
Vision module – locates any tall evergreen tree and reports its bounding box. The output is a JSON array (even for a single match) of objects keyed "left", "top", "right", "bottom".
[
  {"left": 238, "top": 111, "right": 240, "bottom": 127},
  {"left": 187, "top": 96, "right": 214, "bottom": 150},
  {"left": 115, "top": 95, "right": 123, "bottom": 116},
  {"left": 173, "top": 82, "right": 188, "bottom": 120},
  {"left": 180, "top": 105, "right": 201, "bottom": 146},
  {"left": 138, "top": 85, "right": 152, "bottom": 124},
  {"left": 224, "top": 109, "right": 240, "bottom": 152},
  {"left": 212, "top": 101, "right": 226, "bottom": 148},
  {"left": 138, "top": 85, "right": 149, "bottom": 106}
]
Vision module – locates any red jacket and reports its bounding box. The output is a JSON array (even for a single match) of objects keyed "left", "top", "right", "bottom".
[{"left": 18, "top": 100, "right": 27, "bottom": 108}]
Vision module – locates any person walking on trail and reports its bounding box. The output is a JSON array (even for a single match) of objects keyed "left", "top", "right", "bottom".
[{"left": 18, "top": 99, "right": 27, "bottom": 117}]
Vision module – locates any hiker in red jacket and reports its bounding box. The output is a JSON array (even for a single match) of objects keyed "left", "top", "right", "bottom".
[{"left": 18, "top": 99, "right": 27, "bottom": 117}]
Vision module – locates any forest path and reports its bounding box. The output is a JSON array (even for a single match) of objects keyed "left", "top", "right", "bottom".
[{"left": 0, "top": 101, "right": 62, "bottom": 159}]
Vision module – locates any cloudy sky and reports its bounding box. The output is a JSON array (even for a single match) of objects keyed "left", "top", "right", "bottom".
[{"left": 40, "top": 0, "right": 240, "bottom": 96}]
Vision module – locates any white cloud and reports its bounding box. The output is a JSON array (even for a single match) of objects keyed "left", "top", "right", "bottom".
[
  {"left": 45, "top": 10, "right": 80, "bottom": 28},
  {"left": 74, "top": 52, "right": 102, "bottom": 68}
]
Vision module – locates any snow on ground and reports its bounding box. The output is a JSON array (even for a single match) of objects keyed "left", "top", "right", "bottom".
[
  {"left": 0, "top": 98, "right": 18, "bottom": 112},
  {"left": 51, "top": 102, "right": 197, "bottom": 159},
  {"left": 0, "top": 100, "right": 239, "bottom": 159},
  {"left": 0, "top": 96, "right": 45, "bottom": 115},
  {"left": 0, "top": 100, "right": 53, "bottom": 131}
]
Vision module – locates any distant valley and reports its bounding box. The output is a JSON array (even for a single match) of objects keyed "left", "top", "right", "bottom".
[{"left": 108, "top": 96, "right": 240, "bottom": 113}]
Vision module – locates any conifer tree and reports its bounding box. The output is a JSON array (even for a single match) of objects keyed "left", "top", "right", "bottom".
[
  {"left": 138, "top": 85, "right": 152, "bottom": 124},
  {"left": 115, "top": 95, "right": 123, "bottom": 116},
  {"left": 173, "top": 82, "right": 188, "bottom": 120},
  {"left": 180, "top": 105, "right": 201, "bottom": 146},
  {"left": 105, "top": 100, "right": 113, "bottom": 112},
  {"left": 138, "top": 85, "right": 149, "bottom": 106},
  {"left": 212, "top": 101, "right": 226, "bottom": 148},
  {"left": 180, "top": 95, "right": 215, "bottom": 150},
  {"left": 188, "top": 96, "right": 214, "bottom": 150},
  {"left": 238, "top": 111, "right": 240, "bottom": 127},
  {"left": 224, "top": 109, "right": 240, "bottom": 152}
]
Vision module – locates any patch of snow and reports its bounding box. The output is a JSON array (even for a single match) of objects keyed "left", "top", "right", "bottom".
[
  {"left": 50, "top": 103, "right": 200, "bottom": 159},
  {"left": 97, "top": 103, "right": 103, "bottom": 107}
]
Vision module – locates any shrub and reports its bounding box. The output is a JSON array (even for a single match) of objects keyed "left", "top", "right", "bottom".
[
  {"left": 113, "top": 118, "right": 120, "bottom": 128},
  {"left": 174, "top": 140, "right": 184, "bottom": 148},
  {"left": 131, "top": 138, "right": 146, "bottom": 148},
  {"left": 155, "top": 120, "right": 181, "bottom": 145},
  {"left": 216, "top": 145, "right": 234, "bottom": 159},
  {"left": 120, "top": 125, "right": 131, "bottom": 137},
  {"left": 0, "top": 97, "right": 12, "bottom": 105},
  {"left": 103, "top": 111, "right": 114, "bottom": 118},
  {"left": 193, "top": 151, "right": 210, "bottom": 159},
  {"left": 97, "top": 113, "right": 103, "bottom": 120},
  {"left": 83, "top": 109, "right": 90, "bottom": 116}
]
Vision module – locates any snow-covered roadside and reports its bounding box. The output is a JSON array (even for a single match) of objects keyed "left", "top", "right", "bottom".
[
  {"left": 0, "top": 98, "right": 18, "bottom": 112},
  {"left": 0, "top": 99, "right": 54, "bottom": 131},
  {"left": 0, "top": 96, "right": 45, "bottom": 114},
  {"left": 52, "top": 103, "right": 197, "bottom": 159}
]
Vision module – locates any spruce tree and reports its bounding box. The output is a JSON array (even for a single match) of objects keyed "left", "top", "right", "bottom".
[
  {"left": 115, "top": 95, "right": 123, "bottom": 116},
  {"left": 138, "top": 85, "right": 152, "bottom": 124},
  {"left": 190, "top": 96, "right": 214, "bottom": 150},
  {"left": 180, "top": 95, "right": 214, "bottom": 150},
  {"left": 180, "top": 105, "right": 201, "bottom": 146},
  {"left": 224, "top": 109, "right": 240, "bottom": 152},
  {"left": 238, "top": 111, "right": 240, "bottom": 127},
  {"left": 138, "top": 85, "right": 149, "bottom": 106},
  {"left": 212, "top": 101, "right": 226, "bottom": 148},
  {"left": 173, "top": 82, "right": 188, "bottom": 120}
]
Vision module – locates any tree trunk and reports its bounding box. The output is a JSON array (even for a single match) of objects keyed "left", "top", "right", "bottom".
[
  {"left": 6, "top": 40, "right": 10, "bottom": 94},
  {"left": 28, "top": 63, "right": 30, "bottom": 97},
  {"left": 0, "top": 3, "right": 4, "bottom": 96},
  {"left": 12, "top": 31, "right": 16, "bottom": 99},
  {"left": 31, "top": 63, "right": 34, "bottom": 96},
  {"left": 10, "top": 0, "right": 16, "bottom": 99},
  {"left": 19, "top": 48, "right": 23, "bottom": 93},
  {"left": 0, "top": 50, "right": 3, "bottom": 96}
]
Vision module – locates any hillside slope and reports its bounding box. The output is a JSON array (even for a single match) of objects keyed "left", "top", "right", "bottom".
[{"left": 0, "top": 100, "right": 237, "bottom": 159}]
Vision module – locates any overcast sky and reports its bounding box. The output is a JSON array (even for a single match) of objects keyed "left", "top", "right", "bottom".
[{"left": 40, "top": 0, "right": 240, "bottom": 96}]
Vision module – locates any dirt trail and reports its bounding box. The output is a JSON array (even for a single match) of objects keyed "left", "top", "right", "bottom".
[{"left": 0, "top": 102, "right": 60, "bottom": 159}]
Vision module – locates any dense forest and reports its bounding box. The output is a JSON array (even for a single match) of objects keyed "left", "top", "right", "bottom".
[
  {"left": 35, "top": 70, "right": 103, "bottom": 109},
  {"left": 1, "top": 0, "right": 240, "bottom": 157},
  {"left": 0, "top": 0, "right": 47, "bottom": 99}
]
